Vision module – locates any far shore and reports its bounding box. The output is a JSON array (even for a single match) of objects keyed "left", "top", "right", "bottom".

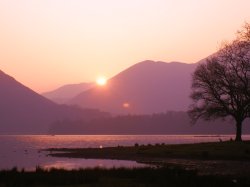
[{"left": 44, "top": 141, "right": 250, "bottom": 177}]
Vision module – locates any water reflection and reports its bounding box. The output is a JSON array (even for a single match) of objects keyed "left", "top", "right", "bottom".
[
  {"left": 42, "top": 159, "right": 147, "bottom": 170},
  {"left": 0, "top": 135, "right": 249, "bottom": 170}
]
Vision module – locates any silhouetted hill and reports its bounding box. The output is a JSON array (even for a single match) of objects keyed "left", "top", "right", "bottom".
[
  {"left": 48, "top": 111, "right": 250, "bottom": 135},
  {"left": 0, "top": 70, "right": 109, "bottom": 134},
  {"left": 42, "top": 82, "right": 94, "bottom": 104},
  {"left": 70, "top": 61, "right": 197, "bottom": 114}
]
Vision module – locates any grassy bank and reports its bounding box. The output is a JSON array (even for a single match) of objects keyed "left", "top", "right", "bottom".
[
  {"left": 0, "top": 167, "right": 248, "bottom": 187},
  {"left": 44, "top": 141, "right": 250, "bottom": 177},
  {"left": 46, "top": 140, "right": 250, "bottom": 161}
]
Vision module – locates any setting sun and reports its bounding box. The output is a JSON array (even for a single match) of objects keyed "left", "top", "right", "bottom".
[
  {"left": 123, "top": 102, "right": 130, "bottom": 108},
  {"left": 96, "top": 77, "right": 107, "bottom": 86}
]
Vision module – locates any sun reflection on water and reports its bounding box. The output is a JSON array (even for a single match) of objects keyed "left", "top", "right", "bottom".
[{"left": 1, "top": 135, "right": 249, "bottom": 171}]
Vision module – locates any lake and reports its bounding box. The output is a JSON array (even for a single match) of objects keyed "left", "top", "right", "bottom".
[{"left": 0, "top": 134, "right": 248, "bottom": 170}]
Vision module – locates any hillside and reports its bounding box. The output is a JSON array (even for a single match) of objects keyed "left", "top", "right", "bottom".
[
  {"left": 42, "top": 82, "right": 94, "bottom": 104},
  {"left": 70, "top": 60, "right": 197, "bottom": 114},
  {"left": 49, "top": 111, "right": 250, "bottom": 135},
  {"left": 0, "top": 70, "right": 108, "bottom": 134}
]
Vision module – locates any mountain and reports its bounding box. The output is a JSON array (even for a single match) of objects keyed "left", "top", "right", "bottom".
[
  {"left": 49, "top": 112, "right": 250, "bottom": 135},
  {"left": 42, "top": 82, "right": 94, "bottom": 104},
  {"left": 70, "top": 60, "right": 197, "bottom": 114},
  {"left": 0, "top": 70, "right": 108, "bottom": 134}
]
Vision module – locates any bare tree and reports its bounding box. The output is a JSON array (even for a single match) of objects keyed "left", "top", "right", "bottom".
[{"left": 189, "top": 23, "right": 250, "bottom": 141}]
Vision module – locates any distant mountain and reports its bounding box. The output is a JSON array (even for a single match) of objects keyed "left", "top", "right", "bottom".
[
  {"left": 42, "top": 82, "right": 94, "bottom": 104},
  {"left": 70, "top": 60, "right": 197, "bottom": 114},
  {"left": 49, "top": 111, "right": 250, "bottom": 135},
  {"left": 0, "top": 70, "right": 109, "bottom": 134}
]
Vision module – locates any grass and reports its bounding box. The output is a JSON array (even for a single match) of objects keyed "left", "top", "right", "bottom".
[
  {"left": 46, "top": 140, "right": 250, "bottom": 161},
  {"left": 0, "top": 166, "right": 249, "bottom": 187}
]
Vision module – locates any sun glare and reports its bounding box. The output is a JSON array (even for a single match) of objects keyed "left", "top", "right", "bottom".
[
  {"left": 123, "top": 102, "right": 130, "bottom": 108},
  {"left": 96, "top": 77, "right": 107, "bottom": 86}
]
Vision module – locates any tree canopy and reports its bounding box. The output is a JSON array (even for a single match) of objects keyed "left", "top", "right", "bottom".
[{"left": 189, "top": 22, "right": 250, "bottom": 141}]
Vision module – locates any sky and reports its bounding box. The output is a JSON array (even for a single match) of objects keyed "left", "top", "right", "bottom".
[{"left": 0, "top": 0, "right": 250, "bottom": 93}]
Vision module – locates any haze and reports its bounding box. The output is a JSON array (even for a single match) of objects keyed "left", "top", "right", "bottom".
[{"left": 0, "top": 0, "right": 249, "bottom": 92}]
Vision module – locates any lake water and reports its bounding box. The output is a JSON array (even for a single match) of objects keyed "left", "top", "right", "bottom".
[{"left": 0, "top": 134, "right": 249, "bottom": 171}]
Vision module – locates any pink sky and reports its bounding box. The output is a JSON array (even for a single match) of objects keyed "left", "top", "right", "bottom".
[{"left": 0, "top": 0, "right": 249, "bottom": 93}]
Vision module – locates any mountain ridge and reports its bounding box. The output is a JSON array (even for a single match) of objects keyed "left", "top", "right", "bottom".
[
  {"left": 70, "top": 60, "right": 198, "bottom": 114},
  {"left": 42, "top": 82, "right": 94, "bottom": 104},
  {"left": 0, "top": 69, "right": 108, "bottom": 134}
]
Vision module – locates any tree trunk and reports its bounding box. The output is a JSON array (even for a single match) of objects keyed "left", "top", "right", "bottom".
[{"left": 235, "top": 120, "right": 242, "bottom": 142}]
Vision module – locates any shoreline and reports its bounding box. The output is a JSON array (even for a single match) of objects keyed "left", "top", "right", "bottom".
[
  {"left": 44, "top": 141, "right": 250, "bottom": 177},
  {"left": 1, "top": 141, "right": 250, "bottom": 186}
]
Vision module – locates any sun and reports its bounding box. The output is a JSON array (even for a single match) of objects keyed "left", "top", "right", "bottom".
[{"left": 96, "top": 77, "right": 107, "bottom": 86}]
